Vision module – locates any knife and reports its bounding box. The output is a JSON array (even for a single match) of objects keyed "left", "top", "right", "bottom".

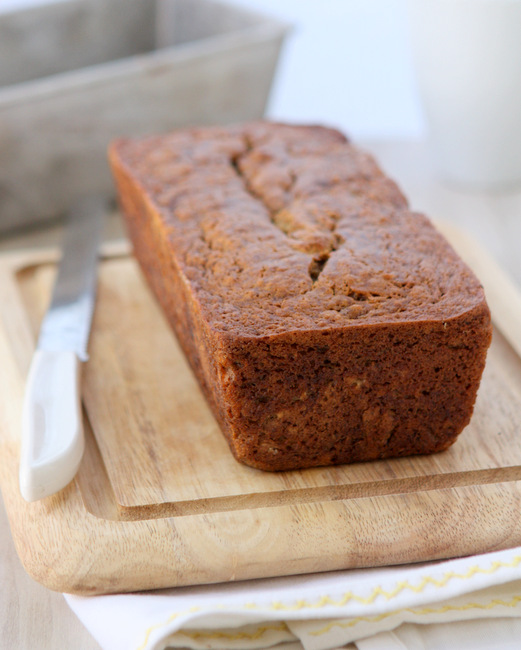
[{"left": 19, "top": 196, "right": 106, "bottom": 502}]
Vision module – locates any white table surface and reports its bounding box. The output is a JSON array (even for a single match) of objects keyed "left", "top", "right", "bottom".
[{"left": 1, "top": 138, "right": 521, "bottom": 650}]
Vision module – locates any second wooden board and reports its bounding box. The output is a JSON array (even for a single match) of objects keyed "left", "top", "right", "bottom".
[{"left": 1, "top": 224, "right": 521, "bottom": 595}]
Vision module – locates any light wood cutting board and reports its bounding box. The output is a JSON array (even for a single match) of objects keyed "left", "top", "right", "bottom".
[{"left": 1, "top": 222, "right": 521, "bottom": 596}]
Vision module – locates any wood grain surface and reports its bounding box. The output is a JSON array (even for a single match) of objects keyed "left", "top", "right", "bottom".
[{"left": 1, "top": 226, "right": 521, "bottom": 597}]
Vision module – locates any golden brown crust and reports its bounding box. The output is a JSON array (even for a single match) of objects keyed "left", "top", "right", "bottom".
[{"left": 109, "top": 121, "right": 492, "bottom": 471}]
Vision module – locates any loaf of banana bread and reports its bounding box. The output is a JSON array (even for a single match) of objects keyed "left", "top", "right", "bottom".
[{"left": 109, "top": 122, "right": 492, "bottom": 471}]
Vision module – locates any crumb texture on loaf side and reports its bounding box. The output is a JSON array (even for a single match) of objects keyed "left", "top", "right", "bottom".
[{"left": 109, "top": 122, "right": 492, "bottom": 471}]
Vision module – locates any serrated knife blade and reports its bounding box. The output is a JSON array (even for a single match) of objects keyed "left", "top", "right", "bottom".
[{"left": 19, "top": 196, "right": 106, "bottom": 502}]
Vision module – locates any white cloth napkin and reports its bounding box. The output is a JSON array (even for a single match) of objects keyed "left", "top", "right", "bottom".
[{"left": 65, "top": 545, "right": 521, "bottom": 650}]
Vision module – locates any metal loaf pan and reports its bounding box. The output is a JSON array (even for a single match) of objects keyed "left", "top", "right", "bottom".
[{"left": 0, "top": 0, "right": 288, "bottom": 231}]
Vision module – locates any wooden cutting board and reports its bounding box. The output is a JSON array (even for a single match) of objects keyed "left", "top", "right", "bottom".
[{"left": 1, "top": 222, "right": 521, "bottom": 596}]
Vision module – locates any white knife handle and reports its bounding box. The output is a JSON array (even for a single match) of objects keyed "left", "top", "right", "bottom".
[{"left": 20, "top": 350, "right": 84, "bottom": 502}]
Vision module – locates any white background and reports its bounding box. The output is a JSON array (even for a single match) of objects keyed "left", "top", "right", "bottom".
[{"left": 230, "top": 0, "right": 426, "bottom": 139}]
